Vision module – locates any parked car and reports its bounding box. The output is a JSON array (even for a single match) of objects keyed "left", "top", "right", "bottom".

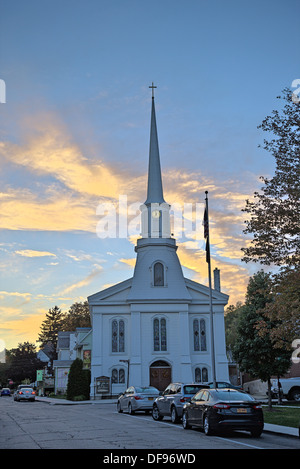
[
  {"left": 152, "top": 382, "right": 208, "bottom": 423},
  {"left": 182, "top": 388, "right": 264, "bottom": 437},
  {"left": 1, "top": 388, "right": 11, "bottom": 396},
  {"left": 117, "top": 386, "right": 160, "bottom": 414},
  {"left": 207, "top": 381, "right": 243, "bottom": 391},
  {"left": 14, "top": 387, "right": 36, "bottom": 402},
  {"left": 269, "top": 378, "right": 300, "bottom": 401}
]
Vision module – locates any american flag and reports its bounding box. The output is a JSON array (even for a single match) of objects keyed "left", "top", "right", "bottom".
[
  {"left": 203, "top": 207, "right": 209, "bottom": 238},
  {"left": 203, "top": 206, "right": 210, "bottom": 263}
]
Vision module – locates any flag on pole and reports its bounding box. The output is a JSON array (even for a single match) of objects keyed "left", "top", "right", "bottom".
[{"left": 203, "top": 204, "right": 210, "bottom": 263}]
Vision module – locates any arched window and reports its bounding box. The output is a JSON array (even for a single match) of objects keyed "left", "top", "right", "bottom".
[
  {"left": 111, "top": 368, "right": 125, "bottom": 384},
  {"left": 195, "top": 366, "right": 208, "bottom": 383},
  {"left": 153, "top": 317, "right": 167, "bottom": 351},
  {"left": 112, "top": 319, "right": 125, "bottom": 353},
  {"left": 193, "top": 318, "right": 207, "bottom": 351},
  {"left": 154, "top": 262, "right": 164, "bottom": 286}
]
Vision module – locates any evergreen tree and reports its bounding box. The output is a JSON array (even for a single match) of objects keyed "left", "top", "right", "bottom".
[
  {"left": 37, "top": 306, "right": 65, "bottom": 360},
  {"left": 66, "top": 358, "right": 90, "bottom": 401}
]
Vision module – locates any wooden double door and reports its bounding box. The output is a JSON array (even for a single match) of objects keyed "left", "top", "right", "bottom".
[{"left": 149, "top": 360, "right": 171, "bottom": 391}]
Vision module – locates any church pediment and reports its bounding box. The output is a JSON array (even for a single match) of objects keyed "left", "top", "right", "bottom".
[
  {"left": 88, "top": 278, "right": 133, "bottom": 304},
  {"left": 185, "top": 278, "right": 229, "bottom": 304}
]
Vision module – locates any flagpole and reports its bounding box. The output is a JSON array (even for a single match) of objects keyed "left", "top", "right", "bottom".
[{"left": 205, "top": 191, "right": 217, "bottom": 388}]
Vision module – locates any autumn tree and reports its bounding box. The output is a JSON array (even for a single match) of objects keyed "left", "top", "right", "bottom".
[
  {"left": 257, "top": 268, "right": 300, "bottom": 348},
  {"left": 233, "top": 271, "right": 291, "bottom": 409},
  {"left": 242, "top": 88, "right": 300, "bottom": 267},
  {"left": 62, "top": 301, "right": 91, "bottom": 330}
]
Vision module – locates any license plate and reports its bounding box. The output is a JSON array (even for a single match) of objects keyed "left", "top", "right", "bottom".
[
  {"left": 148, "top": 397, "right": 154, "bottom": 400},
  {"left": 237, "top": 408, "right": 247, "bottom": 413}
]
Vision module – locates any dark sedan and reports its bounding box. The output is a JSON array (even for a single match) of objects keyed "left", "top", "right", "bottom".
[{"left": 182, "top": 388, "right": 264, "bottom": 437}]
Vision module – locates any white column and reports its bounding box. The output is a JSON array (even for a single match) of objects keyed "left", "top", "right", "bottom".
[
  {"left": 179, "top": 311, "right": 193, "bottom": 382},
  {"left": 90, "top": 312, "right": 103, "bottom": 398},
  {"left": 130, "top": 311, "right": 142, "bottom": 385}
]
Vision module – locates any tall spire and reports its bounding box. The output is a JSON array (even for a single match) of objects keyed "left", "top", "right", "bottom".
[{"left": 144, "top": 84, "right": 165, "bottom": 205}]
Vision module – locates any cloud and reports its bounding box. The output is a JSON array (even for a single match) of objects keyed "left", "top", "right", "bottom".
[
  {"left": 15, "top": 249, "right": 56, "bottom": 258},
  {"left": 0, "top": 113, "right": 121, "bottom": 198},
  {"left": 59, "top": 265, "right": 103, "bottom": 295}
]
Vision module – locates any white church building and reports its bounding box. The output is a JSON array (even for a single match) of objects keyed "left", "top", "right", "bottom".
[{"left": 88, "top": 90, "right": 229, "bottom": 398}]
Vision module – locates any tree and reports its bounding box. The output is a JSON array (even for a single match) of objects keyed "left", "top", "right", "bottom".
[
  {"left": 66, "top": 358, "right": 90, "bottom": 401},
  {"left": 61, "top": 301, "right": 91, "bottom": 331},
  {"left": 257, "top": 267, "right": 300, "bottom": 348},
  {"left": 6, "top": 342, "right": 44, "bottom": 385},
  {"left": 232, "top": 271, "right": 291, "bottom": 409},
  {"left": 37, "top": 306, "right": 65, "bottom": 360},
  {"left": 242, "top": 88, "right": 300, "bottom": 267},
  {"left": 224, "top": 302, "right": 245, "bottom": 354}
]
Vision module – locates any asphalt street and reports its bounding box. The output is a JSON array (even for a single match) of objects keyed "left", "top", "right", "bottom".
[{"left": 0, "top": 397, "right": 299, "bottom": 452}]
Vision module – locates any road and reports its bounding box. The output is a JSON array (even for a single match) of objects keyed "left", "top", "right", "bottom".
[{"left": 0, "top": 397, "right": 299, "bottom": 452}]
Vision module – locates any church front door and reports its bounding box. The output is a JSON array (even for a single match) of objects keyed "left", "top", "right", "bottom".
[{"left": 149, "top": 361, "right": 171, "bottom": 391}]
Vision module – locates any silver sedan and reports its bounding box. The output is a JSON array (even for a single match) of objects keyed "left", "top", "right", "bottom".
[
  {"left": 117, "top": 386, "right": 160, "bottom": 414},
  {"left": 14, "top": 387, "right": 36, "bottom": 402}
]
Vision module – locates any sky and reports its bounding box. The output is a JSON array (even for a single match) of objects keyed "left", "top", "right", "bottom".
[{"left": 0, "top": 0, "right": 299, "bottom": 350}]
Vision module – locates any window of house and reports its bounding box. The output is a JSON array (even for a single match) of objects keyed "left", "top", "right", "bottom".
[
  {"left": 153, "top": 317, "right": 167, "bottom": 351},
  {"left": 154, "top": 262, "right": 164, "bottom": 286},
  {"left": 193, "top": 318, "right": 207, "bottom": 351},
  {"left": 112, "top": 319, "right": 125, "bottom": 353}
]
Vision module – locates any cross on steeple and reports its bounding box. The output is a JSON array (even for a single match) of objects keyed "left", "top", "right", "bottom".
[{"left": 149, "top": 82, "right": 157, "bottom": 98}]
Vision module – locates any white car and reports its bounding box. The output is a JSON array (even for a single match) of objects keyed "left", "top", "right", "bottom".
[
  {"left": 14, "top": 387, "right": 36, "bottom": 402},
  {"left": 117, "top": 386, "right": 160, "bottom": 414}
]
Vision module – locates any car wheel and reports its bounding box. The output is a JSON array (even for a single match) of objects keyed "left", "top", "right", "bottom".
[
  {"left": 203, "top": 414, "right": 214, "bottom": 435},
  {"left": 152, "top": 404, "right": 163, "bottom": 421},
  {"left": 290, "top": 388, "right": 300, "bottom": 401},
  {"left": 171, "top": 406, "right": 180, "bottom": 424},
  {"left": 128, "top": 403, "right": 135, "bottom": 415},
  {"left": 182, "top": 411, "right": 191, "bottom": 429},
  {"left": 117, "top": 401, "right": 123, "bottom": 413},
  {"left": 250, "top": 428, "right": 263, "bottom": 437}
]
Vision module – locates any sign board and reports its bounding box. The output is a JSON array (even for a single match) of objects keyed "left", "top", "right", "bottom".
[
  {"left": 96, "top": 376, "right": 110, "bottom": 394},
  {"left": 36, "top": 370, "right": 44, "bottom": 381}
]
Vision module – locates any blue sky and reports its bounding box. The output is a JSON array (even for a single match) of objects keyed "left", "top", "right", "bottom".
[{"left": 0, "top": 0, "right": 299, "bottom": 349}]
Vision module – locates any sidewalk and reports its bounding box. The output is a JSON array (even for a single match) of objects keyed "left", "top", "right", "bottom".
[{"left": 36, "top": 396, "right": 300, "bottom": 438}]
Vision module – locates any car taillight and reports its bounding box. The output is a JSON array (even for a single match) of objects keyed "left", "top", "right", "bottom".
[
  {"left": 32, "top": 391, "right": 36, "bottom": 395},
  {"left": 19, "top": 391, "right": 23, "bottom": 395},
  {"left": 213, "top": 403, "right": 231, "bottom": 409},
  {"left": 180, "top": 397, "right": 190, "bottom": 403},
  {"left": 134, "top": 395, "right": 143, "bottom": 400}
]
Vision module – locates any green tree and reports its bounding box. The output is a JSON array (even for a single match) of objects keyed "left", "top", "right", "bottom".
[
  {"left": 66, "top": 358, "right": 90, "bottom": 401},
  {"left": 37, "top": 306, "right": 65, "bottom": 360},
  {"left": 242, "top": 88, "right": 300, "bottom": 267},
  {"left": 6, "top": 342, "right": 44, "bottom": 385},
  {"left": 233, "top": 271, "right": 291, "bottom": 409}
]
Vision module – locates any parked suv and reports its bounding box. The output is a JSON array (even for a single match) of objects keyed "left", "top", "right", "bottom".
[{"left": 152, "top": 382, "right": 208, "bottom": 423}]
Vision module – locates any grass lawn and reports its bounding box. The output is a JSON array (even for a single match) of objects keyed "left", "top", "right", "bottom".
[{"left": 263, "top": 405, "right": 300, "bottom": 428}]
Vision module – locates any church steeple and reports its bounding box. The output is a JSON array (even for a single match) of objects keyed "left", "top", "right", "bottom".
[
  {"left": 144, "top": 87, "right": 165, "bottom": 206},
  {"left": 140, "top": 84, "right": 171, "bottom": 239}
]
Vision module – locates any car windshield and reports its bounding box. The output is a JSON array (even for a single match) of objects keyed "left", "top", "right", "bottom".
[
  {"left": 21, "top": 388, "right": 33, "bottom": 392},
  {"left": 183, "top": 385, "right": 203, "bottom": 395},
  {"left": 135, "top": 387, "right": 159, "bottom": 394},
  {"left": 215, "top": 390, "right": 254, "bottom": 401}
]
